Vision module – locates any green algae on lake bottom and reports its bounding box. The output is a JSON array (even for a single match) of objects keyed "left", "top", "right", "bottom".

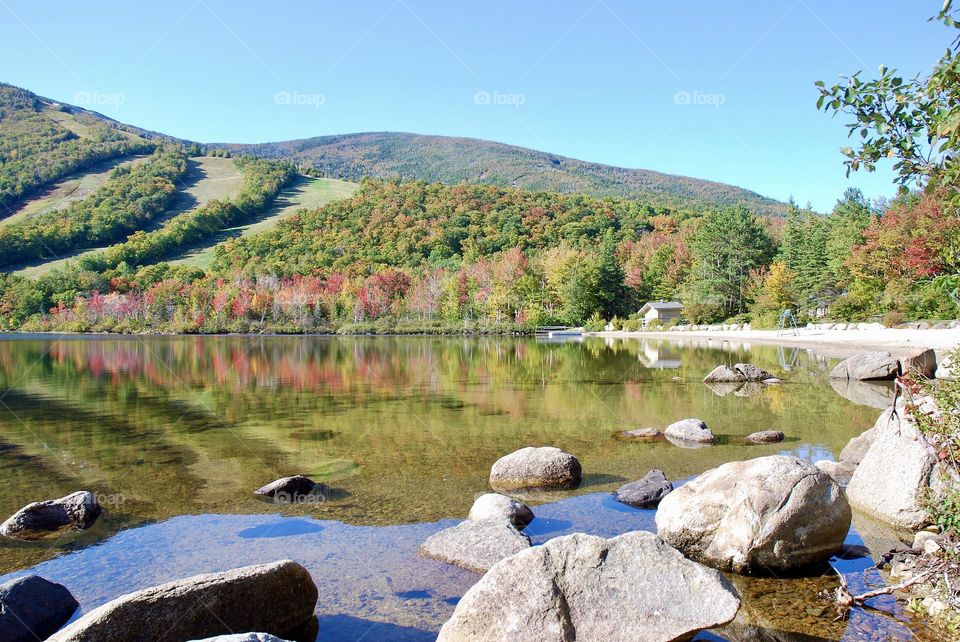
[{"left": 0, "top": 335, "right": 938, "bottom": 640}]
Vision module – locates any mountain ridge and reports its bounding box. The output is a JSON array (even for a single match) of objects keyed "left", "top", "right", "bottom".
[
  {"left": 217, "top": 131, "right": 787, "bottom": 216},
  {"left": 2, "top": 82, "right": 786, "bottom": 215}
]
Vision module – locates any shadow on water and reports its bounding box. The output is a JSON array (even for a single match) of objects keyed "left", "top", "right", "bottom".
[
  {"left": 521, "top": 517, "right": 574, "bottom": 537},
  {"left": 238, "top": 519, "right": 324, "bottom": 539},
  {"left": 316, "top": 615, "right": 435, "bottom": 642}
]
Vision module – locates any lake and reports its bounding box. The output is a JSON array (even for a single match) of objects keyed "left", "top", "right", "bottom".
[{"left": 0, "top": 335, "right": 943, "bottom": 640}]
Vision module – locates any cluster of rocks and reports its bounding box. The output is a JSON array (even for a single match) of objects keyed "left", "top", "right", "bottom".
[
  {"left": 829, "top": 348, "right": 939, "bottom": 380},
  {"left": 809, "top": 320, "right": 960, "bottom": 330},
  {"left": 432, "top": 450, "right": 857, "bottom": 640},
  {"left": 617, "top": 418, "right": 785, "bottom": 449},
  {"left": 419, "top": 446, "right": 580, "bottom": 573},
  {"left": 703, "top": 362, "right": 782, "bottom": 385},
  {"left": 702, "top": 362, "right": 784, "bottom": 397}
]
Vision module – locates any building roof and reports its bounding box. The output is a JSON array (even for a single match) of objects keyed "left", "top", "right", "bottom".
[{"left": 639, "top": 301, "right": 683, "bottom": 314}]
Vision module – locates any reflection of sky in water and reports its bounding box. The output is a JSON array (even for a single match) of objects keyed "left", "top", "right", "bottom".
[{"left": 0, "top": 492, "right": 927, "bottom": 642}]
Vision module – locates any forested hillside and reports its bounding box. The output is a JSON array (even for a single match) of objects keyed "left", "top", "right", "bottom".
[
  {"left": 0, "top": 81, "right": 956, "bottom": 335},
  {"left": 0, "top": 84, "right": 157, "bottom": 212},
  {"left": 1, "top": 176, "right": 954, "bottom": 335},
  {"left": 222, "top": 132, "right": 788, "bottom": 216}
]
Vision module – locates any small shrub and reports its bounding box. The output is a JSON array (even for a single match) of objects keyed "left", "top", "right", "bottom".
[{"left": 882, "top": 310, "right": 906, "bottom": 328}]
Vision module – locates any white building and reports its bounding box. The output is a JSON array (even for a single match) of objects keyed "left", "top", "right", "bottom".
[{"left": 638, "top": 301, "right": 683, "bottom": 327}]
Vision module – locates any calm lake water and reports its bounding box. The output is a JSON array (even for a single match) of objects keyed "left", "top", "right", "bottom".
[{"left": 0, "top": 335, "right": 945, "bottom": 640}]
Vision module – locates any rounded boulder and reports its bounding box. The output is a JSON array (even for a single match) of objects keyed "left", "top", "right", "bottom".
[
  {"left": 489, "top": 447, "right": 582, "bottom": 492},
  {"left": 655, "top": 455, "right": 851, "bottom": 574}
]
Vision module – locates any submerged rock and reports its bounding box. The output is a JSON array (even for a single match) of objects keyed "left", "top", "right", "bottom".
[
  {"left": 254, "top": 475, "right": 318, "bottom": 502},
  {"left": 613, "top": 427, "right": 662, "bottom": 441},
  {"left": 489, "top": 446, "right": 582, "bottom": 492},
  {"left": 467, "top": 493, "right": 533, "bottom": 529},
  {"left": 614, "top": 469, "right": 673, "bottom": 508},
  {"left": 746, "top": 430, "right": 785, "bottom": 444},
  {"left": 0, "top": 491, "right": 102, "bottom": 540},
  {"left": 829, "top": 351, "right": 900, "bottom": 381},
  {"left": 0, "top": 575, "right": 78, "bottom": 642},
  {"left": 665, "top": 418, "right": 716, "bottom": 444},
  {"left": 656, "top": 455, "right": 851, "bottom": 574},
  {"left": 47, "top": 560, "right": 318, "bottom": 642},
  {"left": 417, "top": 518, "right": 531, "bottom": 573},
  {"left": 846, "top": 398, "right": 955, "bottom": 529},
  {"left": 437, "top": 531, "right": 740, "bottom": 642}
]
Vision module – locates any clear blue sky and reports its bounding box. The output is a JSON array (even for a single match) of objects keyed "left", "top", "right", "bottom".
[{"left": 0, "top": 0, "right": 945, "bottom": 211}]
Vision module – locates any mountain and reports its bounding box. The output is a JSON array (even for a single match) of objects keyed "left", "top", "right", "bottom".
[
  {"left": 220, "top": 132, "right": 788, "bottom": 216},
  {"left": 1, "top": 82, "right": 786, "bottom": 215}
]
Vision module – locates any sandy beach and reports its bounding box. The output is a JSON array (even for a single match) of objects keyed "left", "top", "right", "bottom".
[{"left": 590, "top": 327, "right": 960, "bottom": 359}]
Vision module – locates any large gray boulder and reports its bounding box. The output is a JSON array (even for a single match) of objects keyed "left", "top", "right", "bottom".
[
  {"left": 47, "top": 561, "right": 318, "bottom": 642},
  {"left": 468, "top": 493, "right": 533, "bottom": 529},
  {"left": 656, "top": 455, "right": 851, "bottom": 574},
  {"left": 614, "top": 469, "right": 673, "bottom": 508},
  {"left": 829, "top": 351, "right": 900, "bottom": 380},
  {"left": 846, "top": 398, "right": 955, "bottom": 529},
  {"left": 0, "top": 575, "right": 78, "bottom": 642},
  {"left": 0, "top": 491, "right": 102, "bottom": 540},
  {"left": 437, "top": 531, "right": 740, "bottom": 642},
  {"left": 900, "top": 347, "right": 937, "bottom": 378},
  {"left": 489, "top": 447, "right": 582, "bottom": 492},
  {"left": 418, "top": 518, "right": 531, "bottom": 573},
  {"left": 665, "top": 418, "right": 716, "bottom": 444}
]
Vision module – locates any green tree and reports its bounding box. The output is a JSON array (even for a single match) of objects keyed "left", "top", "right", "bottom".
[
  {"left": 683, "top": 207, "right": 773, "bottom": 320},
  {"left": 826, "top": 188, "right": 875, "bottom": 288},
  {"left": 780, "top": 207, "right": 832, "bottom": 306},
  {"left": 594, "top": 231, "right": 630, "bottom": 320}
]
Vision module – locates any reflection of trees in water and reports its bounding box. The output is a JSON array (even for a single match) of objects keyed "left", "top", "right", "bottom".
[{"left": 0, "top": 336, "right": 880, "bottom": 572}]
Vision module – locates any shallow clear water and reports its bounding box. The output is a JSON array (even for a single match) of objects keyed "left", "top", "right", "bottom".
[{"left": 0, "top": 335, "right": 943, "bottom": 640}]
